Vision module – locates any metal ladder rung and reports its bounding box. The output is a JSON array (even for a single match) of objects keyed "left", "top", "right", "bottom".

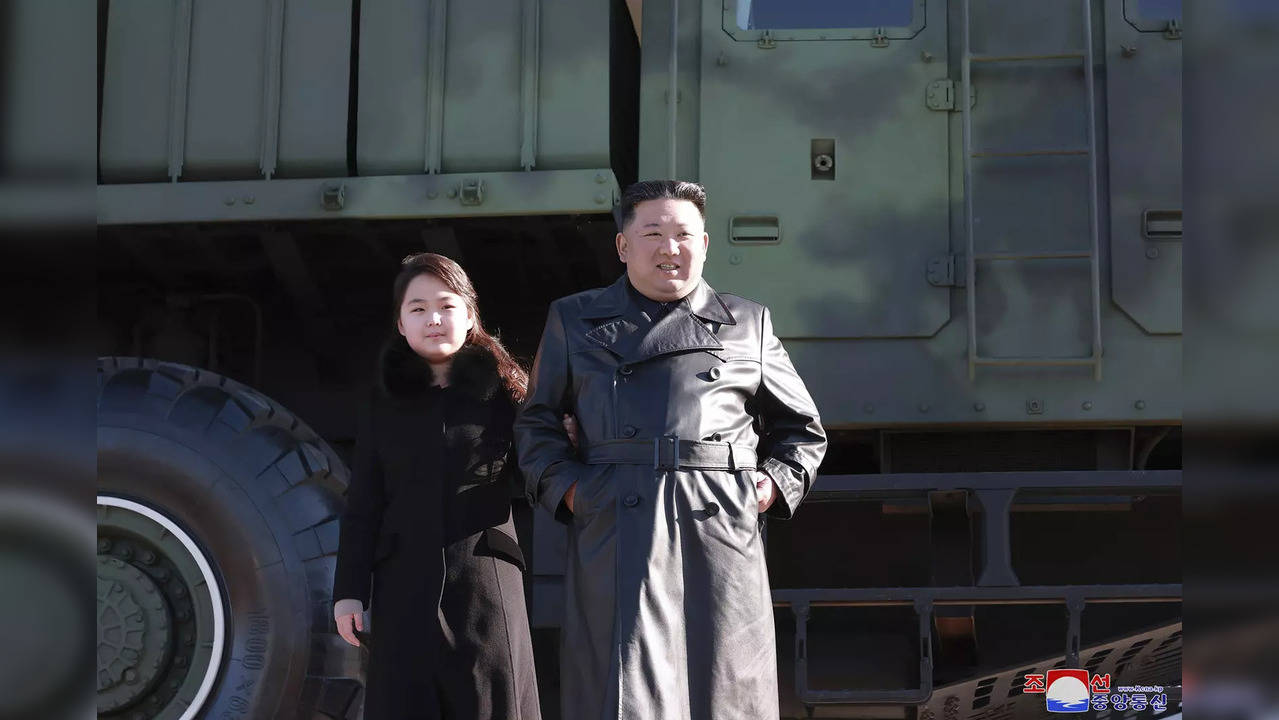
[
  {"left": 974, "top": 357, "right": 1099, "bottom": 367},
  {"left": 974, "top": 250, "right": 1092, "bottom": 261},
  {"left": 968, "top": 51, "right": 1086, "bottom": 63},
  {"left": 972, "top": 148, "right": 1090, "bottom": 158}
]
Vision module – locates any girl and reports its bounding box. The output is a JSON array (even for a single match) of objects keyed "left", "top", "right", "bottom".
[{"left": 333, "top": 253, "right": 540, "bottom": 719}]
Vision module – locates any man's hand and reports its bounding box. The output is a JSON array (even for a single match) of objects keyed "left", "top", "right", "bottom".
[
  {"left": 335, "top": 609, "right": 364, "bottom": 647},
  {"left": 562, "top": 414, "right": 580, "bottom": 449},
  {"left": 564, "top": 482, "right": 577, "bottom": 513},
  {"left": 755, "top": 471, "right": 781, "bottom": 513}
]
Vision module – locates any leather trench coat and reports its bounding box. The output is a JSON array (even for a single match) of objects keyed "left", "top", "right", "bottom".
[{"left": 515, "top": 275, "right": 826, "bottom": 719}]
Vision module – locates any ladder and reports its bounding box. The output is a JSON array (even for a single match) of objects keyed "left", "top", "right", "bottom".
[{"left": 961, "top": 0, "right": 1104, "bottom": 381}]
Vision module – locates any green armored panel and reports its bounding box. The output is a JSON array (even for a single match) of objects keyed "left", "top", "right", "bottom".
[
  {"left": 697, "top": 0, "right": 951, "bottom": 339},
  {"left": 1105, "top": 0, "right": 1182, "bottom": 334},
  {"left": 99, "top": 0, "right": 351, "bottom": 182},
  {"left": 99, "top": 1, "right": 177, "bottom": 182},
  {"left": 356, "top": 0, "right": 610, "bottom": 176},
  {"left": 639, "top": 0, "right": 1182, "bottom": 427}
]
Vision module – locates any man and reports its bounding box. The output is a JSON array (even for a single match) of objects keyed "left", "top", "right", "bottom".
[{"left": 515, "top": 180, "right": 826, "bottom": 719}]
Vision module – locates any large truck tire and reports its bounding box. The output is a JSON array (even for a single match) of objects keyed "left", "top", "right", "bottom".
[{"left": 96, "top": 357, "right": 363, "bottom": 720}]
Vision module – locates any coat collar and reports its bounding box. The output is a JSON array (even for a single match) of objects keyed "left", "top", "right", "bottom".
[
  {"left": 378, "top": 339, "right": 502, "bottom": 402},
  {"left": 581, "top": 274, "right": 736, "bottom": 325},
  {"left": 583, "top": 275, "right": 736, "bottom": 364}
]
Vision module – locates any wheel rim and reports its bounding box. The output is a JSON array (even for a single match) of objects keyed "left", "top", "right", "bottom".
[{"left": 97, "top": 496, "right": 226, "bottom": 720}]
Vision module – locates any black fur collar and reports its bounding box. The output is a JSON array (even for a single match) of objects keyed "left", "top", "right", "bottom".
[{"left": 378, "top": 339, "right": 502, "bottom": 402}]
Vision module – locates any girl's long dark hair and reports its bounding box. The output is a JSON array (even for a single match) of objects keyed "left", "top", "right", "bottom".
[{"left": 391, "top": 253, "right": 529, "bottom": 403}]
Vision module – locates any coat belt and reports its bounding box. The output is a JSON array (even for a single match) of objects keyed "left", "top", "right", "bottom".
[{"left": 583, "top": 435, "right": 757, "bottom": 471}]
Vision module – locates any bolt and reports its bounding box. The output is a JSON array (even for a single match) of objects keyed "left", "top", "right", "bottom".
[
  {"left": 1082, "top": 401, "right": 1093, "bottom": 410},
  {"left": 1135, "top": 400, "right": 1146, "bottom": 410},
  {"left": 973, "top": 402, "right": 985, "bottom": 412},
  {"left": 1146, "top": 246, "right": 1159, "bottom": 259},
  {"left": 242, "top": 195, "right": 255, "bottom": 205},
  {"left": 124, "top": 669, "right": 138, "bottom": 684},
  {"left": 120, "top": 547, "right": 133, "bottom": 560},
  {"left": 595, "top": 172, "right": 607, "bottom": 183},
  {"left": 595, "top": 193, "right": 607, "bottom": 204},
  {"left": 921, "top": 50, "right": 934, "bottom": 62},
  {"left": 1121, "top": 45, "right": 1138, "bottom": 58},
  {"left": 729, "top": 253, "right": 742, "bottom": 265},
  {"left": 99, "top": 539, "right": 112, "bottom": 552},
  {"left": 141, "top": 551, "right": 156, "bottom": 565},
  {"left": 223, "top": 196, "right": 236, "bottom": 206}
]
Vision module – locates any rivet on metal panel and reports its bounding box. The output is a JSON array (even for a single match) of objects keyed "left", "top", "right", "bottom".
[
  {"left": 729, "top": 254, "right": 742, "bottom": 265},
  {"left": 460, "top": 180, "right": 484, "bottom": 206},
  {"left": 242, "top": 196, "right": 255, "bottom": 205},
  {"left": 595, "top": 194, "right": 607, "bottom": 205},
  {"left": 223, "top": 196, "right": 236, "bottom": 206},
  {"left": 595, "top": 172, "right": 607, "bottom": 184},
  {"left": 1146, "top": 247, "right": 1160, "bottom": 259},
  {"left": 871, "top": 27, "right": 889, "bottom": 48},
  {"left": 1121, "top": 44, "right": 1138, "bottom": 58},
  {"left": 973, "top": 402, "right": 985, "bottom": 412},
  {"left": 1026, "top": 399, "right": 1044, "bottom": 415},
  {"left": 757, "top": 30, "right": 776, "bottom": 50},
  {"left": 921, "top": 51, "right": 934, "bottom": 63},
  {"left": 1163, "top": 19, "right": 1182, "bottom": 40},
  {"left": 716, "top": 52, "right": 729, "bottom": 66},
  {"left": 321, "top": 183, "right": 345, "bottom": 211},
  {"left": 1082, "top": 401, "right": 1093, "bottom": 411},
  {"left": 1134, "top": 400, "right": 1146, "bottom": 410},
  {"left": 447, "top": 187, "right": 458, "bottom": 199}
]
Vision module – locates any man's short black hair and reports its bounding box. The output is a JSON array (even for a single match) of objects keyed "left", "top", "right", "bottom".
[{"left": 612, "top": 180, "right": 707, "bottom": 232}]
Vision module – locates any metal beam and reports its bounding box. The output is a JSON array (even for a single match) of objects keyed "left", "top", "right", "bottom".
[{"left": 97, "top": 169, "right": 620, "bottom": 224}]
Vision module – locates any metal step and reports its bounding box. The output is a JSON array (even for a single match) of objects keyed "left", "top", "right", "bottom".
[
  {"left": 974, "top": 250, "right": 1092, "bottom": 261},
  {"left": 968, "top": 50, "right": 1086, "bottom": 63}
]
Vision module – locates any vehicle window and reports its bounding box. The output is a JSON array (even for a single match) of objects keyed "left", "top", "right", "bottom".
[{"left": 736, "top": 0, "right": 914, "bottom": 31}]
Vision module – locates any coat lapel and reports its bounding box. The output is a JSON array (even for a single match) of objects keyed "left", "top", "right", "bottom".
[{"left": 582, "top": 275, "right": 736, "bottom": 364}]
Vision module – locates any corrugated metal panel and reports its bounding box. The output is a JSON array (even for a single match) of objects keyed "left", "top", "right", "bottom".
[{"left": 100, "top": 0, "right": 352, "bottom": 183}]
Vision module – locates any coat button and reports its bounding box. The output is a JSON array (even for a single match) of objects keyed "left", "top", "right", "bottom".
[
  {"left": 622, "top": 425, "right": 638, "bottom": 438},
  {"left": 703, "top": 502, "right": 720, "bottom": 517},
  {"left": 619, "top": 365, "right": 633, "bottom": 376},
  {"left": 623, "top": 493, "right": 641, "bottom": 508},
  {"left": 708, "top": 366, "right": 722, "bottom": 381}
]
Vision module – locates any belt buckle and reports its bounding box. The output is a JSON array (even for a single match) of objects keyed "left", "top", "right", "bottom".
[{"left": 654, "top": 434, "right": 680, "bottom": 471}]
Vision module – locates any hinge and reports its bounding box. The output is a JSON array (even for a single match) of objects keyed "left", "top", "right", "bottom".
[
  {"left": 927, "top": 254, "right": 966, "bottom": 287},
  {"left": 926, "top": 80, "right": 976, "bottom": 112},
  {"left": 870, "top": 27, "right": 889, "bottom": 48},
  {"left": 459, "top": 179, "right": 485, "bottom": 206}
]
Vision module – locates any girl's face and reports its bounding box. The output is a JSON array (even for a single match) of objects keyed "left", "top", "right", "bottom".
[{"left": 397, "top": 273, "right": 474, "bottom": 364}]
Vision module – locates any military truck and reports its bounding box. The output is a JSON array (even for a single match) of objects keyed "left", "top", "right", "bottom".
[{"left": 95, "top": 0, "right": 1181, "bottom": 717}]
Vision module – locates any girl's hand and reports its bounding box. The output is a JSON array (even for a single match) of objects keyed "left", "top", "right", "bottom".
[
  {"left": 335, "top": 609, "right": 364, "bottom": 647},
  {"left": 562, "top": 414, "right": 580, "bottom": 449}
]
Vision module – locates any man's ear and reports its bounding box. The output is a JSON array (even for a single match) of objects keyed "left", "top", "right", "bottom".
[
  {"left": 615, "top": 232, "right": 628, "bottom": 262},
  {"left": 701, "top": 232, "right": 709, "bottom": 252}
]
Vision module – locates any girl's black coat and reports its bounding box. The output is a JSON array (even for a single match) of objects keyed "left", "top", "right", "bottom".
[{"left": 334, "top": 341, "right": 540, "bottom": 720}]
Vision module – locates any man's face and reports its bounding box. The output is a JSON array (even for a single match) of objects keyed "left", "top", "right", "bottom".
[{"left": 616, "top": 198, "right": 709, "bottom": 302}]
